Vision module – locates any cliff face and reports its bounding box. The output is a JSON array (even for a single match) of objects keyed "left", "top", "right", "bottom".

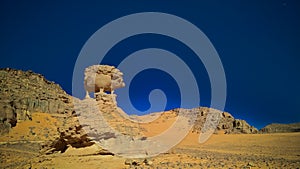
[
  {"left": 191, "top": 108, "right": 258, "bottom": 134},
  {"left": 0, "top": 68, "right": 95, "bottom": 155},
  {"left": 0, "top": 68, "right": 74, "bottom": 135}
]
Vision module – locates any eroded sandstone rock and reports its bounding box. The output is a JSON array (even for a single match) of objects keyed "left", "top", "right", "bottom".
[
  {"left": 192, "top": 109, "right": 258, "bottom": 134},
  {"left": 84, "top": 65, "right": 125, "bottom": 98},
  {"left": 1, "top": 66, "right": 260, "bottom": 159},
  {"left": 0, "top": 68, "right": 73, "bottom": 135},
  {"left": 260, "top": 122, "right": 300, "bottom": 133}
]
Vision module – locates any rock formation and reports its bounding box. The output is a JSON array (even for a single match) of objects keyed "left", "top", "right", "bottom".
[
  {"left": 0, "top": 66, "right": 261, "bottom": 157},
  {"left": 84, "top": 65, "right": 125, "bottom": 98},
  {"left": 0, "top": 68, "right": 97, "bottom": 155},
  {"left": 260, "top": 122, "right": 300, "bottom": 133},
  {"left": 192, "top": 108, "right": 258, "bottom": 134},
  {"left": 218, "top": 112, "right": 258, "bottom": 134},
  {"left": 0, "top": 68, "right": 73, "bottom": 135},
  {"left": 1, "top": 66, "right": 299, "bottom": 168}
]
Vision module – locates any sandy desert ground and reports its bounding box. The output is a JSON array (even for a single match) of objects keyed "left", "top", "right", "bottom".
[
  {"left": 0, "top": 111, "right": 299, "bottom": 169},
  {"left": 1, "top": 131, "right": 300, "bottom": 169}
]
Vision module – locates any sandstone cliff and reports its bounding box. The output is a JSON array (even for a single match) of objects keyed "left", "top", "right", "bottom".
[
  {"left": 260, "top": 122, "right": 300, "bottom": 133},
  {"left": 0, "top": 68, "right": 94, "bottom": 155},
  {"left": 192, "top": 108, "right": 258, "bottom": 134},
  {"left": 0, "top": 68, "right": 74, "bottom": 135}
]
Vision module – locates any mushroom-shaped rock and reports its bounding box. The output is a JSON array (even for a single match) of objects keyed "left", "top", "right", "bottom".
[{"left": 84, "top": 65, "right": 125, "bottom": 98}]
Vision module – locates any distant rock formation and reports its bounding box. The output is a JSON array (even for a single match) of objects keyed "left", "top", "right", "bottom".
[
  {"left": 192, "top": 108, "right": 258, "bottom": 134},
  {"left": 260, "top": 122, "right": 300, "bottom": 133}
]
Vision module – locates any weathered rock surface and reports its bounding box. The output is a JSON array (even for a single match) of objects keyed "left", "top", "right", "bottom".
[
  {"left": 40, "top": 111, "right": 94, "bottom": 155},
  {"left": 260, "top": 122, "right": 300, "bottom": 133},
  {"left": 0, "top": 68, "right": 96, "bottom": 155},
  {"left": 84, "top": 65, "right": 125, "bottom": 98},
  {"left": 0, "top": 68, "right": 73, "bottom": 135},
  {"left": 192, "top": 108, "right": 258, "bottom": 134}
]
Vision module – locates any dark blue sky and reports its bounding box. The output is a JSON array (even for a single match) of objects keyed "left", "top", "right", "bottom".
[{"left": 1, "top": 1, "right": 299, "bottom": 129}]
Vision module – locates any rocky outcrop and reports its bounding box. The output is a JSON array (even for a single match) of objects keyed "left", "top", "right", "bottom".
[
  {"left": 0, "top": 68, "right": 74, "bottom": 135},
  {"left": 1, "top": 66, "right": 260, "bottom": 157},
  {"left": 84, "top": 65, "right": 125, "bottom": 98},
  {"left": 218, "top": 111, "right": 258, "bottom": 134},
  {"left": 230, "top": 119, "right": 258, "bottom": 134},
  {"left": 41, "top": 65, "right": 127, "bottom": 154},
  {"left": 260, "top": 122, "right": 300, "bottom": 133},
  {"left": 40, "top": 110, "right": 95, "bottom": 154},
  {"left": 192, "top": 108, "right": 258, "bottom": 134},
  {"left": 0, "top": 68, "right": 97, "bottom": 154}
]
